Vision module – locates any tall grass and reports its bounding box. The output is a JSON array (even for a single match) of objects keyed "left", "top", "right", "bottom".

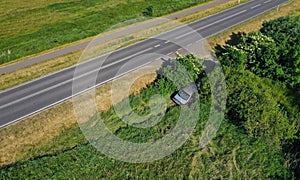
[{"left": 0, "top": 109, "right": 290, "bottom": 178}]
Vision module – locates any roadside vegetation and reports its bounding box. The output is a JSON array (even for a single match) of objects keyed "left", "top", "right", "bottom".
[
  {"left": 1, "top": 15, "right": 300, "bottom": 178},
  {"left": 0, "top": 67, "right": 157, "bottom": 166}
]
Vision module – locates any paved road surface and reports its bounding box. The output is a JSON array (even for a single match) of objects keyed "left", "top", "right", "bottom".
[{"left": 0, "top": 0, "right": 289, "bottom": 128}]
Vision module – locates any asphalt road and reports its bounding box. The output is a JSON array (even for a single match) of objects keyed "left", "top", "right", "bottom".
[{"left": 0, "top": 0, "right": 290, "bottom": 128}]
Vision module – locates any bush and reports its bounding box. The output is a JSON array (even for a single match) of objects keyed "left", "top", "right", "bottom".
[{"left": 225, "top": 68, "right": 298, "bottom": 146}]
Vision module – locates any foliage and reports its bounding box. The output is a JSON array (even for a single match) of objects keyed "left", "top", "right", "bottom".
[
  {"left": 216, "top": 16, "right": 300, "bottom": 178},
  {"left": 0, "top": 105, "right": 291, "bottom": 179},
  {"left": 156, "top": 54, "right": 205, "bottom": 93},
  {"left": 225, "top": 68, "right": 298, "bottom": 146},
  {"left": 176, "top": 54, "right": 205, "bottom": 80},
  {"left": 216, "top": 16, "right": 300, "bottom": 88},
  {"left": 215, "top": 44, "right": 247, "bottom": 69},
  {"left": 260, "top": 16, "right": 300, "bottom": 88},
  {"left": 217, "top": 32, "right": 283, "bottom": 79},
  {"left": 143, "top": 6, "right": 153, "bottom": 17}
]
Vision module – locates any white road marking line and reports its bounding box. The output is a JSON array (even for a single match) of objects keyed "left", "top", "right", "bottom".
[
  {"left": 0, "top": 79, "right": 73, "bottom": 110},
  {"left": 0, "top": 60, "right": 154, "bottom": 129},
  {"left": 167, "top": 52, "right": 173, "bottom": 56},
  {"left": 264, "top": 0, "right": 272, "bottom": 4},
  {"left": 177, "top": 48, "right": 183, "bottom": 51},
  {"left": 187, "top": 43, "right": 193, "bottom": 47},
  {"left": 251, "top": 4, "right": 261, "bottom": 9},
  {"left": 101, "top": 47, "right": 152, "bottom": 69},
  {"left": 175, "top": 9, "right": 247, "bottom": 40},
  {"left": 0, "top": 47, "right": 153, "bottom": 110},
  {"left": 196, "top": 39, "right": 204, "bottom": 43},
  {"left": 175, "top": 30, "right": 196, "bottom": 40},
  {"left": 0, "top": 40, "right": 154, "bottom": 94},
  {"left": 154, "top": 44, "right": 161, "bottom": 48},
  {"left": 151, "top": 0, "right": 256, "bottom": 40},
  {"left": 164, "top": 41, "right": 170, "bottom": 44},
  {"left": 206, "top": 1, "right": 288, "bottom": 39},
  {"left": 197, "top": 9, "right": 248, "bottom": 29}
]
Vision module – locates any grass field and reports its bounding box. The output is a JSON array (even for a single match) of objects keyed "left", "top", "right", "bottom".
[
  {"left": 1, "top": 110, "right": 288, "bottom": 179},
  {"left": 0, "top": 0, "right": 211, "bottom": 65}
]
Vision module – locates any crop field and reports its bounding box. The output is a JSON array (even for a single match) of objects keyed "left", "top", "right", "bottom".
[{"left": 0, "top": 0, "right": 208, "bottom": 64}]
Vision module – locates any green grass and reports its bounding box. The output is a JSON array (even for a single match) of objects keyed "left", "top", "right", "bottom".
[
  {"left": 0, "top": 0, "right": 209, "bottom": 64},
  {"left": 0, "top": 109, "right": 290, "bottom": 179}
]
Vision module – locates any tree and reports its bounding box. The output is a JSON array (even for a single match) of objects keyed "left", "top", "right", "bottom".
[
  {"left": 215, "top": 44, "right": 247, "bottom": 69},
  {"left": 260, "top": 16, "right": 300, "bottom": 88},
  {"left": 143, "top": 6, "right": 153, "bottom": 17},
  {"left": 217, "top": 32, "right": 284, "bottom": 80},
  {"left": 217, "top": 16, "right": 300, "bottom": 88},
  {"left": 225, "top": 68, "right": 298, "bottom": 146},
  {"left": 154, "top": 54, "right": 204, "bottom": 94}
]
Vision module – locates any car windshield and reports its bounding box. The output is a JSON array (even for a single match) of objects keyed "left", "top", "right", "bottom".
[{"left": 178, "top": 90, "right": 190, "bottom": 100}]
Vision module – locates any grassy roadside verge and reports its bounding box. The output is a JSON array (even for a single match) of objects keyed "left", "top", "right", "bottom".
[
  {"left": 0, "top": 66, "right": 158, "bottom": 166},
  {"left": 0, "top": 0, "right": 299, "bottom": 167},
  {"left": 0, "top": 0, "right": 249, "bottom": 91}
]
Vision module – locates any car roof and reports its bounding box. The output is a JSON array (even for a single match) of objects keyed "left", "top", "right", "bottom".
[{"left": 181, "top": 84, "right": 197, "bottom": 95}]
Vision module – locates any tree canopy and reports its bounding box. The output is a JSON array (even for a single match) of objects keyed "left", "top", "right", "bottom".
[
  {"left": 216, "top": 16, "right": 300, "bottom": 89},
  {"left": 225, "top": 68, "right": 298, "bottom": 146}
]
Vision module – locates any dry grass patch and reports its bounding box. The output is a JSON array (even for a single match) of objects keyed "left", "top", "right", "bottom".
[
  {"left": 0, "top": 102, "right": 76, "bottom": 165},
  {"left": 0, "top": 66, "right": 157, "bottom": 166}
]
